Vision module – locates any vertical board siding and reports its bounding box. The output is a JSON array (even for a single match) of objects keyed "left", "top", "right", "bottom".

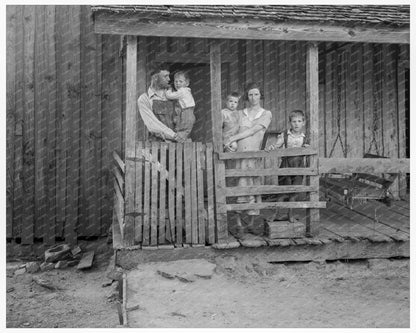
[{"left": 7, "top": 6, "right": 17, "bottom": 238}]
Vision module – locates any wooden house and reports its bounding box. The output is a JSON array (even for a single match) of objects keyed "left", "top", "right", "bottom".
[{"left": 6, "top": 5, "right": 410, "bottom": 258}]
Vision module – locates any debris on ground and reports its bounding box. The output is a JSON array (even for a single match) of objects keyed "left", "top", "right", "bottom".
[
  {"left": 32, "top": 276, "right": 62, "bottom": 291},
  {"left": 156, "top": 259, "right": 216, "bottom": 283},
  {"left": 45, "top": 244, "right": 72, "bottom": 263},
  {"left": 106, "top": 281, "right": 120, "bottom": 303},
  {"left": 25, "top": 262, "right": 40, "bottom": 274},
  {"left": 77, "top": 251, "right": 95, "bottom": 270},
  {"left": 40, "top": 262, "right": 54, "bottom": 272},
  {"left": 14, "top": 268, "right": 26, "bottom": 276}
]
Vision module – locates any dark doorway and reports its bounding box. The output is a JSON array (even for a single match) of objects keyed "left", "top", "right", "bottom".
[{"left": 168, "top": 63, "right": 211, "bottom": 143}]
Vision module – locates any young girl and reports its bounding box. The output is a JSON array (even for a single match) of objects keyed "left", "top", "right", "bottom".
[
  {"left": 222, "top": 92, "right": 241, "bottom": 152},
  {"left": 226, "top": 83, "right": 272, "bottom": 237}
]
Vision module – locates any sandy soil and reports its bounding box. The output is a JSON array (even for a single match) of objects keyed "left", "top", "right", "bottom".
[{"left": 6, "top": 240, "right": 410, "bottom": 329}]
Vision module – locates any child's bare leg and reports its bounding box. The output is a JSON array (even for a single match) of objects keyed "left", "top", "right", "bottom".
[
  {"left": 288, "top": 195, "right": 298, "bottom": 223},
  {"left": 234, "top": 213, "right": 244, "bottom": 238}
]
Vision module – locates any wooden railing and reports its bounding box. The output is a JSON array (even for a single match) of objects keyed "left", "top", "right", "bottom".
[
  {"left": 113, "top": 142, "right": 217, "bottom": 247},
  {"left": 217, "top": 147, "right": 327, "bottom": 236}
]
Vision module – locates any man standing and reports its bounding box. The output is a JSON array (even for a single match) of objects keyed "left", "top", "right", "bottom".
[{"left": 137, "top": 63, "right": 183, "bottom": 142}]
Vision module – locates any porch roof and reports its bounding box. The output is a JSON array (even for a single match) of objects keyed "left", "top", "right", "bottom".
[
  {"left": 91, "top": 5, "right": 410, "bottom": 27},
  {"left": 92, "top": 5, "right": 409, "bottom": 44}
]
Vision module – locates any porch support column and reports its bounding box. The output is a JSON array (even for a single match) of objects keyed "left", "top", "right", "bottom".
[
  {"left": 306, "top": 42, "right": 320, "bottom": 236},
  {"left": 124, "top": 35, "right": 137, "bottom": 246},
  {"left": 210, "top": 40, "right": 228, "bottom": 242}
]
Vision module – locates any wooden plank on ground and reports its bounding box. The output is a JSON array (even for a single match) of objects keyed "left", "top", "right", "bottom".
[
  {"left": 150, "top": 142, "right": 159, "bottom": 246},
  {"left": 184, "top": 142, "right": 192, "bottom": 243},
  {"left": 77, "top": 251, "right": 95, "bottom": 270},
  {"left": 196, "top": 142, "right": 205, "bottom": 244},
  {"left": 158, "top": 143, "right": 167, "bottom": 244},
  {"left": 22, "top": 5, "right": 36, "bottom": 245},
  {"left": 142, "top": 142, "right": 151, "bottom": 245},
  {"left": 167, "top": 143, "right": 175, "bottom": 243},
  {"left": 176, "top": 143, "right": 183, "bottom": 244},
  {"left": 205, "top": 143, "right": 215, "bottom": 244},
  {"left": 134, "top": 141, "right": 143, "bottom": 244},
  {"left": 190, "top": 143, "right": 198, "bottom": 244}
]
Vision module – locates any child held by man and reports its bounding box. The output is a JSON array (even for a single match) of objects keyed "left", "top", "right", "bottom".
[
  {"left": 166, "top": 71, "right": 196, "bottom": 141},
  {"left": 222, "top": 92, "right": 241, "bottom": 152},
  {"left": 266, "top": 110, "right": 309, "bottom": 222}
]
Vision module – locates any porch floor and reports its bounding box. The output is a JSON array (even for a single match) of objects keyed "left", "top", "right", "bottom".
[{"left": 114, "top": 199, "right": 409, "bottom": 268}]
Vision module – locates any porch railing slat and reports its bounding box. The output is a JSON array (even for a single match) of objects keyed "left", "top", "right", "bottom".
[
  {"left": 159, "top": 143, "right": 167, "bottom": 244},
  {"left": 124, "top": 155, "right": 135, "bottom": 247},
  {"left": 205, "top": 143, "right": 215, "bottom": 244},
  {"left": 184, "top": 142, "right": 192, "bottom": 243},
  {"left": 219, "top": 147, "right": 317, "bottom": 160},
  {"left": 227, "top": 201, "right": 327, "bottom": 211},
  {"left": 196, "top": 142, "right": 205, "bottom": 244},
  {"left": 134, "top": 141, "right": 143, "bottom": 244},
  {"left": 225, "top": 167, "right": 318, "bottom": 177},
  {"left": 150, "top": 142, "right": 159, "bottom": 246},
  {"left": 175, "top": 143, "right": 183, "bottom": 244},
  {"left": 167, "top": 143, "right": 176, "bottom": 243},
  {"left": 225, "top": 185, "right": 318, "bottom": 197},
  {"left": 142, "top": 142, "right": 151, "bottom": 246},
  {"left": 191, "top": 143, "right": 198, "bottom": 244}
]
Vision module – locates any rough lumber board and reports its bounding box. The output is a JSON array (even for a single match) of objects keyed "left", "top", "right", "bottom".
[
  {"left": 210, "top": 40, "right": 222, "bottom": 153},
  {"left": 225, "top": 185, "right": 317, "bottom": 197},
  {"left": 137, "top": 36, "right": 147, "bottom": 141},
  {"left": 219, "top": 147, "right": 317, "bottom": 160},
  {"left": 190, "top": 143, "right": 198, "bottom": 244},
  {"left": 77, "top": 250, "right": 95, "bottom": 270},
  {"left": 175, "top": 143, "right": 183, "bottom": 244},
  {"left": 158, "top": 143, "right": 167, "bottom": 244},
  {"left": 142, "top": 143, "right": 151, "bottom": 245},
  {"left": 319, "top": 157, "right": 409, "bottom": 174},
  {"left": 134, "top": 141, "right": 143, "bottom": 244},
  {"left": 225, "top": 167, "right": 317, "bottom": 177},
  {"left": 183, "top": 142, "right": 192, "bottom": 243},
  {"left": 227, "top": 201, "right": 326, "bottom": 211},
  {"left": 94, "top": 13, "right": 409, "bottom": 44},
  {"left": 113, "top": 151, "right": 125, "bottom": 173},
  {"left": 205, "top": 143, "right": 216, "bottom": 244},
  {"left": 214, "top": 157, "right": 228, "bottom": 241},
  {"left": 150, "top": 142, "right": 159, "bottom": 246},
  {"left": 6, "top": 6, "right": 17, "bottom": 238},
  {"left": 167, "top": 143, "right": 175, "bottom": 243},
  {"left": 34, "top": 6, "right": 49, "bottom": 240},
  {"left": 306, "top": 42, "right": 320, "bottom": 236},
  {"left": 112, "top": 166, "right": 124, "bottom": 196},
  {"left": 22, "top": 5, "right": 36, "bottom": 245},
  {"left": 196, "top": 142, "right": 205, "bottom": 244},
  {"left": 45, "top": 5, "right": 57, "bottom": 245}
]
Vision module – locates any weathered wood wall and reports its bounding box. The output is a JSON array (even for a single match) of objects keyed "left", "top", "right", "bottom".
[
  {"left": 6, "top": 5, "right": 409, "bottom": 246},
  {"left": 6, "top": 5, "right": 123, "bottom": 244}
]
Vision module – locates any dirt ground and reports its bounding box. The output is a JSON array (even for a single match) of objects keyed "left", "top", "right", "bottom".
[{"left": 6, "top": 239, "right": 410, "bottom": 328}]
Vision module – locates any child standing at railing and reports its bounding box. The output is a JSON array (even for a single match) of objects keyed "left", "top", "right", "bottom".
[
  {"left": 222, "top": 92, "right": 241, "bottom": 152},
  {"left": 265, "top": 109, "right": 309, "bottom": 222}
]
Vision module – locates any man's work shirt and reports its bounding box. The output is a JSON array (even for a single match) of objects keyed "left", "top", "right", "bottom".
[{"left": 137, "top": 87, "right": 176, "bottom": 140}]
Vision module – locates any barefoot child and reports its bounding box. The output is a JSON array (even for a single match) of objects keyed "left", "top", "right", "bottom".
[
  {"left": 222, "top": 92, "right": 241, "bottom": 152},
  {"left": 266, "top": 110, "right": 309, "bottom": 222},
  {"left": 166, "top": 71, "right": 196, "bottom": 141}
]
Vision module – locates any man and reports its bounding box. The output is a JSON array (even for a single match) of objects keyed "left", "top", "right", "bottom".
[{"left": 137, "top": 63, "right": 183, "bottom": 142}]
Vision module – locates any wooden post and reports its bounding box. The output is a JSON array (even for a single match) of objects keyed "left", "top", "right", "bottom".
[
  {"left": 306, "top": 42, "right": 320, "bottom": 236},
  {"left": 210, "top": 40, "right": 228, "bottom": 242},
  {"left": 137, "top": 36, "right": 147, "bottom": 141},
  {"left": 124, "top": 35, "right": 137, "bottom": 246}
]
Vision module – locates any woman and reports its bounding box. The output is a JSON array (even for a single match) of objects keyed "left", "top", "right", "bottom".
[{"left": 225, "top": 82, "right": 272, "bottom": 237}]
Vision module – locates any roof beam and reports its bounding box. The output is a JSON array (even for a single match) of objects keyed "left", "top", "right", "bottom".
[{"left": 94, "top": 12, "right": 409, "bottom": 44}]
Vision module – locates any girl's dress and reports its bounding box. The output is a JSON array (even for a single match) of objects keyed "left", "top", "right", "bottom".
[{"left": 235, "top": 108, "right": 272, "bottom": 215}]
